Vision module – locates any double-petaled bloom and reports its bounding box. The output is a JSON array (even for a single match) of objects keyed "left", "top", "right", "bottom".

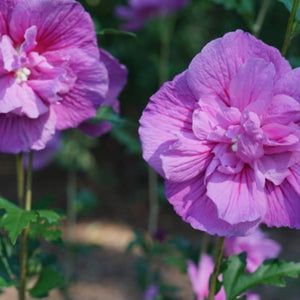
[
  {"left": 139, "top": 30, "right": 300, "bottom": 236},
  {"left": 0, "top": 0, "right": 110, "bottom": 153}
]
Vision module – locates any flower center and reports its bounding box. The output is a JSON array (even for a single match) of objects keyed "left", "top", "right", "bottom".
[{"left": 15, "top": 67, "right": 31, "bottom": 83}]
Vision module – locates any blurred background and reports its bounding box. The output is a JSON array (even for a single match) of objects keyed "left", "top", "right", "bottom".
[{"left": 1, "top": 0, "right": 300, "bottom": 299}]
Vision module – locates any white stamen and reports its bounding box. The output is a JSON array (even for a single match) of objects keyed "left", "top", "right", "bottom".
[
  {"left": 231, "top": 137, "right": 238, "bottom": 152},
  {"left": 15, "top": 67, "right": 31, "bottom": 83}
]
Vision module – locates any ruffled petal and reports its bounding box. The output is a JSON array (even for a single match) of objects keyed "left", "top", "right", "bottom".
[
  {"left": 139, "top": 71, "right": 196, "bottom": 176},
  {"left": 99, "top": 49, "right": 128, "bottom": 107},
  {"left": 264, "top": 175, "right": 300, "bottom": 228},
  {"left": 166, "top": 175, "right": 259, "bottom": 236},
  {"left": 229, "top": 58, "right": 275, "bottom": 111},
  {"left": 206, "top": 167, "right": 267, "bottom": 225},
  {"left": 263, "top": 94, "right": 300, "bottom": 125},
  {"left": 187, "top": 30, "right": 290, "bottom": 104},
  {"left": 45, "top": 49, "right": 108, "bottom": 130},
  {"left": 274, "top": 68, "right": 300, "bottom": 101},
  {"left": 9, "top": 0, "right": 99, "bottom": 57},
  {"left": 161, "top": 132, "right": 213, "bottom": 181},
  {"left": 0, "top": 110, "right": 55, "bottom": 153},
  {"left": 0, "top": 75, "right": 22, "bottom": 113}
]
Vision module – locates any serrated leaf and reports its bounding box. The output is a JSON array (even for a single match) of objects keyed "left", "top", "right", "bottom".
[
  {"left": 277, "top": 0, "right": 300, "bottom": 21},
  {"left": 30, "top": 210, "right": 62, "bottom": 242},
  {"left": 0, "top": 198, "right": 36, "bottom": 244},
  {"left": 29, "top": 266, "right": 66, "bottom": 298},
  {"left": 223, "top": 254, "right": 300, "bottom": 300},
  {"left": 36, "top": 210, "right": 62, "bottom": 223}
]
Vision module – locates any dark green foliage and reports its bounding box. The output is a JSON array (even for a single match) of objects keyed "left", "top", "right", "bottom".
[
  {"left": 29, "top": 266, "right": 66, "bottom": 298},
  {"left": 222, "top": 253, "right": 300, "bottom": 300}
]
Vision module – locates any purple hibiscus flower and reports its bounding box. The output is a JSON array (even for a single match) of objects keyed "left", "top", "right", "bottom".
[
  {"left": 115, "top": 0, "right": 189, "bottom": 31},
  {"left": 78, "top": 48, "right": 128, "bottom": 137},
  {"left": 0, "top": 0, "right": 108, "bottom": 153},
  {"left": 139, "top": 30, "right": 300, "bottom": 236}
]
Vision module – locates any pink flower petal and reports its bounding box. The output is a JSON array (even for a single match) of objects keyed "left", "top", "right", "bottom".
[
  {"left": 166, "top": 175, "right": 259, "bottom": 236},
  {"left": 47, "top": 49, "right": 108, "bottom": 130},
  {"left": 206, "top": 168, "right": 267, "bottom": 224},
  {"left": 274, "top": 68, "right": 300, "bottom": 100},
  {"left": 10, "top": 0, "right": 99, "bottom": 57},
  {"left": 225, "top": 228, "right": 281, "bottom": 273},
  {"left": 0, "top": 110, "right": 55, "bottom": 153},
  {"left": 0, "top": 34, "right": 19, "bottom": 72},
  {"left": 139, "top": 71, "right": 196, "bottom": 176},
  {"left": 263, "top": 94, "right": 300, "bottom": 125},
  {"left": 264, "top": 175, "right": 300, "bottom": 228},
  {"left": 229, "top": 58, "right": 275, "bottom": 111},
  {"left": 0, "top": 75, "right": 22, "bottom": 113},
  {"left": 161, "top": 132, "right": 213, "bottom": 181},
  {"left": 187, "top": 30, "right": 290, "bottom": 104}
]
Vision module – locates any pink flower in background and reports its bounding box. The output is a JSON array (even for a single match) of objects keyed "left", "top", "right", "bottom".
[
  {"left": 143, "top": 284, "right": 159, "bottom": 300},
  {"left": 139, "top": 30, "right": 300, "bottom": 237},
  {"left": 115, "top": 0, "right": 189, "bottom": 31},
  {"left": 0, "top": 0, "right": 108, "bottom": 153},
  {"left": 225, "top": 228, "right": 281, "bottom": 273},
  {"left": 187, "top": 254, "right": 260, "bottom": 300},
  {"left": 78, "top": 49, "right": 128, "bottom": 137},
  {"left": 187, "top": 254, "right": 226, "bottom": 300}
]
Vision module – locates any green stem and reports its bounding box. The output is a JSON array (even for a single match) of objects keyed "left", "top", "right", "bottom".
[
  {"left": 208, "top": 236, "right": 225, "bottom": 300},
  {"left": 19, "top": 152, "right": 33, "bottom": 300},
  {"left": 281, "top": 0, "right": 300, "bottom": 56},
  {"left": 16, "top": 153, "right": 24, "bottom": 207},
  {"left": 252, "top": 0, "right": 271, "bottom": 37}
]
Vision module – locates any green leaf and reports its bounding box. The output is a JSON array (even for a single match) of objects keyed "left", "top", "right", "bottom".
[
  {"left": 0, "top": 198, "right": 36, "bottom": 244},
  {"left": 0, "top": 277, "right": 15, "bottom": 288},
  {"left": 30, "top": 210, "right": 63, "bottom": 242},
  {"left": 32, "top": 196, "right": 55, "bottom": 210},
  {"left": 223, "top": 254, "right": 300, "bottom": 300},
  {"left": 36, "top": 210, "right": 62, "bottom": 223},
  {"left": 163, "top": 255, "right": 187, "bottom": 273},
  {"left": 97, "top": 28, "right": 137, "bottom": 38},
  {"left": 277, "top": 0, "right": 300, "bottom": 21},
  {"left": 94, "top": 106, "right": 136, "bottom": 127},
  {"left": 29, "top": 266, "right": 66, "bottom": 298}
]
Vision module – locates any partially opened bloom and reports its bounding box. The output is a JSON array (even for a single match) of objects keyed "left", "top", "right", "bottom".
[
  {"left": 0, "top": 0, "right": 108, "bottom": 153},
  {"left": 187, "top": 254, "right": 260, "bottom": 300},
  {"left": 225, "top": 228, "right": 281, "bottom": 273},
  {"left": 78, "top": 48, "right": 128, "bottom": 137},
  {"left": 139, "top": 30, "right": 300, "bottom": 237},
  {"left": 115, "top": 0, "right": 189, "bottom": 31}
]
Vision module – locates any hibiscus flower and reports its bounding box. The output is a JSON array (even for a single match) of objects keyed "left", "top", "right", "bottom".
[{"left": 139, "top": 30, "right": 300, "bottom": 236}]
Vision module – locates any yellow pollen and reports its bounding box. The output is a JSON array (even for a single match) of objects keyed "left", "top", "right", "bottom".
[{"left": 15, "top": 67, "right": 31, "bottom": 83}]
